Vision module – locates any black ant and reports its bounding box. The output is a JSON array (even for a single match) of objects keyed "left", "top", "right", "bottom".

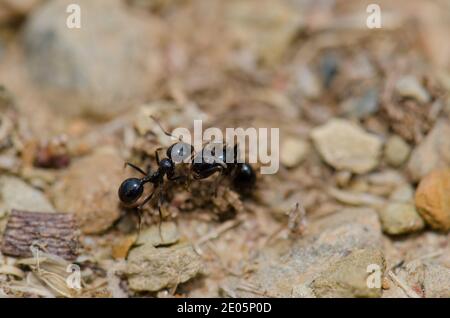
[
  {"left": 118, "top": 116, "right": 193, "bottom": 230},
  {"left": 118, "top": 117, "right": 257, "bottom": 232},
  {"left": 191, "top": 142, "right": 256, "bottom": 193}
]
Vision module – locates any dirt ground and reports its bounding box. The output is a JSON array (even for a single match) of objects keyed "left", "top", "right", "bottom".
[{"left": 0, "top": 0, "right": 449, "bottom": 298}]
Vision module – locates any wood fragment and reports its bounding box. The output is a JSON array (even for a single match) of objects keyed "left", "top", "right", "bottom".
[{"left": 1, "top": 210, "right": 79, "bottom": 261}]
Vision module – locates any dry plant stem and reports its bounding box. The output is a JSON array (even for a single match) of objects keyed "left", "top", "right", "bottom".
[
  {"left": 235, "top": 282, "right": 275, "bottom": 298},
  {"left": 387, "top": 271, "right": 421, "bottom": 298},
  {"left": 1, "top": 210, "right": 79, "bottom": 261},
  {"left": 288, "top": 201, "right": 307, "bottom": 235},
  {"left": 194, "top": 217, "right": 243, "bottom": 248}
]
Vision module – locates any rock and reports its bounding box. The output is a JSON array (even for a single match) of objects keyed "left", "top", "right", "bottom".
[
  {"left": 379, "top": 202, "right": 425, "bottom": 235},
  {"left": 389, "top": 184, "right": 414, "bottom": 203},
  {"left": 126, "top": 243, "right": 202, "bottom": 292},
  {"left": 0, "top": 176, "right": 55, "bottom": 213},
  {"left": 415, "top": 169, "right": 450, "bottom": 231},
  {"left": 280, "top": 137, "right": 309, "bottom": 168},
  {"left": 335, "top": 170, "right": 352, "bottom": 187},
  {"left": 407, "top": 120, "right": 450, "bottom": 181},
  {"left": 51, "top": 147, "right": 125, "bottom": 234},
  {"left": 311, "top": 119, "right": 382, "bottom": 174},
  {"left": 311, "top": 249, "right": 385, "bottom": 298},
  {"left": 225, "top": 0, "right": 303, "bottom": 65},
  {"left": 292, "top": 284, "right": 315, "bottom": 298},
  {"left": 402, "top": 260, "right": 450, "bottom": 298},
  {"left": 384, "top": 135, "right": 411, "bottom": 167},
  {"left": 136, "top": 222, "right": 180, "bottom": 247},
  {"left": 23, "top": 0, "right": 162, "bottom": 117},
  {"left": 111, "top": 234, "right": 137, "bottom": 260},
  {"left": 319, "top": 53, "right": 339, "bottom": 88},
  {"left": 295, "top": 66, "right": 322, "bottom": 100},
  {"left": 422, "top": 262, "right": 450, "bottom": 298},
  {"left": 341, "top": 88, "right": 379, "bottom": 119},
  {"left": 328, "top": 187, "right": 385, "bottom": 207},
  {"left": 366, "top": 170, "right": 406, "bottom": 187},
  {"left": 231, "top": 208, "right": 382, "bottom": 297},
  {"left": 395, "top": 76, "right": 430, "bottom": 103}
]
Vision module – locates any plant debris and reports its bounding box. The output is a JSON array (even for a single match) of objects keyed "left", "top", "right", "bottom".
[{"left": 1, "top": 210, "right": 79, "bottom": 261}]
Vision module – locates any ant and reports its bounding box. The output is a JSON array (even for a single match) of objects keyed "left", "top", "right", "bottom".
[
  {"left": 118, "top": 116, "right": 193, "bottom": 230},
  {"left": 118, "top": 117, "right": 257, "bottom": 232},
  {"left": 191, "top": 142, "right": 256, "bottom": 193}
]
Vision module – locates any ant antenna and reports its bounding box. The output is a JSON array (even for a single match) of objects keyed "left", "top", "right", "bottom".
[{"left": 150, "top": 115, "right": 183, "bottom": 141}]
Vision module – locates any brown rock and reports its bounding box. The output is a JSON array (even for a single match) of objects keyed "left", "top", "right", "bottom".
[
  {"left": 415, "top": 169, "right": 450, "bottom": 231},
  {"left": 51, "top": 148, "right": 126, "bottom": 234},
  {"left": 112, "top": 234, "right": 137, "bottom": 260}
]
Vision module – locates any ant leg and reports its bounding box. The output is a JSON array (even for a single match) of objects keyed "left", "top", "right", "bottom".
[
  {"left": 155, "top": 148, "right": 163, "bottom": 165},
  {"left": 193, "top": 166, "right": 223, "bottom": 180},
  {"left": 124, "top": 162, "right": 146, "bottom": 176},
  {"left": 168, "top": 174, "right": 185, "bottom": 182},
  {"left": 212, "top": 167, "right": 225, "bottom": 197},
  {"left": 138, "top": 188, "right": 156, "bottom": 210},
  {"left": 157, "top": 190, "right": 165, "bottom": 240}
]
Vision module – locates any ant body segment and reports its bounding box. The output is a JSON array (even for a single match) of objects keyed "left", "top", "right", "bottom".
[{"left": 118, "top": 149, "right": 183, "bottom": 228}]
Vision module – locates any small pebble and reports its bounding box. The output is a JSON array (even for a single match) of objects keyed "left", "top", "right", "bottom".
[
  {"left": 341, "top": 88, "right": 379, "bottom": 119},
  {"left": 335, "top": 170, "right": 352, "bottom": 187},
  {"left": 296, "top": 66, "right": 322, "bottom": 100},
  {"left": 389, "top": 184, "right": 414, "bottom": 203},
  {"left": 311, "top": 119, "right": 383, "bottom": 174},
  {"left": 379, "top": 202, "right": 425, "bottom": 235},
  {"left": 395, "top": 75, "right": 430, "bottom": 103},
  {"left": 384, "top": 135, "right": 411, "bottom": 167},
  {"left": 126, "top": 243, "right": 202, "bottom": 292},
  {"left": 0, "top": 176, "right": 55, "bottom": 213},
  {"left": 136, "top": 222, "right": 180, "bottom": 247},
  {"left": 311, "top": 249, "right": 385, "bottom": 298},
  {"left": 415, "top": 169, "right": 450, "bottom": 231},
  {"left": 407, "top": 120, "right": 450, "bottom": 181},
  {"left": 280, "top": 137, "right": 309, "bottom": 168}
]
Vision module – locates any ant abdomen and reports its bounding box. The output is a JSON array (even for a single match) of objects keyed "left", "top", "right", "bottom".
[
  {"left": 232, "top": 163, "right": 256, "bottom": 190},
  {"left": 118, "top": 178, "right": 144, "bottom": 205}
]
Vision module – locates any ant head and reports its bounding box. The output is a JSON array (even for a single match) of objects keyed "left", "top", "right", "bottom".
[
  {"left": 159, "top": 158, "right": 174, "bottom": 172},
  {"left": 167, "top": 142, "right": 194, "bottom": 163},
  {"left": 118, "top": 178, "right": 144, "bottom": 205}
]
